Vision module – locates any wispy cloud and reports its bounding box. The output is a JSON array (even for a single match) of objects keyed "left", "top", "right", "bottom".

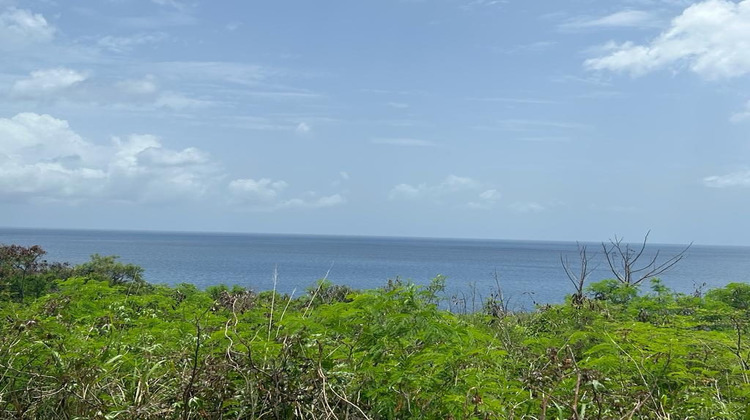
[
  {"left": 97, "top": 32, "right": 168, "bottom": 53},
  {"left": 561, "top": 10, "right": 660, "bottom": 30},
  {"left": 295, "top": 122, "right": 311, "bottom": 134},
  {"left": 467, "top": 189, "right": 500, "bottom": 209},
  {"left": 0, "top": 8, "right": 55, "bottom": 50},
  {"left": 228, "top": 178, "right": 288, "bottom": 203},
  {"left": 154, "top": 92, "right": 215, "bottom": 110},
  {"left": 514, "top": 136, "right": 571, "bottom": 143},
  {"left": 460, "top": 0, "right": 509, "bottom": 10},
  {"left": 372, "top": 138, "right": 436, "bottom": 147},
  {"left": 730, "top": 100, "right": 750, "bottom": 123},
  {"left": 210, "top": 115, "right": 336, "bottom": 132},
  {"left": 244, "top": 90, "right": 322, "bottom": 100},
  {"left": 509, "top": 202, "right": 545, "bottom": 213},
  {"left": 703, "top": 171, "right": 750, "bottom": 188},
  {"left": 585, "top": 0, "right": 750, "bottom": 79},
  {"left": 551, "top": 74, "right": 613, "bottom": 87},
  {"left": 115, "top": 75, "right": 159, "bottom": 96},
  {"left": 488, "top": 119, "right": 592, "bottom": 132},
  {"left": 389, "top": 175, "right": 482, "bottom": 200},
  {"left": 119, "top": 11, "right": 196, "bottom": 29},
  {"left": 389, "top": 175, "right": 499, "bottom": 209},
  {"left": 493, "top": 41, "right": 556, "bottom": 54},
  {"left": 148, "top": 61, "right": 268, "bottom": 86},
  {"left": 228, "top": 178, "right": 346, "bottom": 210},
  {"left": 576, "top": 90, "right": 625, "bottom": 99},
  {"left": 281, "top": 194, "right": 346, "bottom": 209},
  {"left": 10, "top": 67, "right": 88, "bottom": 99},
  {"left": 151, "top": 0, "right": 188, "bottom": 11},
  {"left": 466, "top": 96, "right": 559, "bottom": 105},
  {"left": 360, "top": 88, "right": 426, "bottom": 96}
]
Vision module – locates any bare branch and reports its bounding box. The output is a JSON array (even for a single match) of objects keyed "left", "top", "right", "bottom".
[
  {"left": 562, "top": 243, "right": 597, "bottom": 306},
  {"left": 602, "top": 232, "right": 691, "bottom": 285},
  {"left": 602, "top": 241, "right": 625, "bottom": 283},
  {"left": 630, "top": 230, "right": 651, "bottom": 267},
  {"left": 633, "top": 243, "right": 692, "bottom": 285}
]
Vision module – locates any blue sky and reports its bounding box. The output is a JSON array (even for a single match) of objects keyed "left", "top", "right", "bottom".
[{"left": 1, "top": 0, "right": 750, "bottom": 245}]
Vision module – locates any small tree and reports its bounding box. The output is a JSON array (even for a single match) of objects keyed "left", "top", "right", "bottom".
[
  {"left": 601, "top": 231, "right": 690, "bottom": 286},
  {"left": 0, "top": 244, "right": 67, "bottom": 301},
  {"left": 561, "top": 243, "right": 596, "bottom": 306},
  {"left": 74, "top": 254, "right": 144, "bottom": 285}
]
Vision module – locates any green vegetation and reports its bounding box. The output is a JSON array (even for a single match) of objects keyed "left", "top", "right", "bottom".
[{"left": 2, "top": 244, "right": 750, "bottom": 419}]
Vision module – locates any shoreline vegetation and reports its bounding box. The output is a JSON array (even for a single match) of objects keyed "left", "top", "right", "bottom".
[{"left": 2, "top": 244, "right": 750, "bottom": 419}]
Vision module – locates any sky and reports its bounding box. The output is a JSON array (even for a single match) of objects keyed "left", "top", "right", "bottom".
[{"left": 1, "top": 0, "right": 750, "bottom": 245}]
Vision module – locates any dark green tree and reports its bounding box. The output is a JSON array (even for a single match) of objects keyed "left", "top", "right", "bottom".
[
  {"left": 0, "top": 244, "right": 65, "bottom": 301},
  {"left": 74, "top": 254, "right": 144, "bottom": 285}
]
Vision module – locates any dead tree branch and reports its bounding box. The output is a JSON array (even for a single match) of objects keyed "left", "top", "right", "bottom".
[
  {"left": 561, "top": 242, "right": 597, "bottom": 306},
  {"left": 601, "top": 231, "right": 691, "bottom": 286}
]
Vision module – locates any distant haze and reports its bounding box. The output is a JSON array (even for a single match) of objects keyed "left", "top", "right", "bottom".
[{"left": 1, "top": 1, "right": 750, "bottom": 245}]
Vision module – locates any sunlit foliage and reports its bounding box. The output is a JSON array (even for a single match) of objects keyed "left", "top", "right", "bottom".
[{"left": 2, "top": 245, "right": 750, "bottom": 418}]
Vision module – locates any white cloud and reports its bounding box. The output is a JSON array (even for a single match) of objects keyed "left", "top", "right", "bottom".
[
  {"left": 481, "top": 119, "right": 591, "bottom": 132},
  {"left": 703, "top": 170, "right": 750, "bottom": 188},
  {"left": 439, "top": 174, "right": 480, "bottom": 192},
  {"left": 467, "top": 189, "right": 500, "bottom": 209},
  {"left": 151, "top": 0, "right": 187, "bottom": 10},
  {"left": 98, "top": 33, "right": 167, "bottom": 53},
  {"left": 137, "top": 144, "right": 209, "bottom": 167},
  {"left": 107, "top": 134, "right": 219, "bottom": 202},
  {"left": 229, "top": 178, "right": 288, "bottom": 203},
  {"left": 0, "top": 113, "right": 94, "bottom": 161},
  {"left": 115, "top": 75, "right": 159, "bottom": 96},
  {"left": 388, "top": 175, "right": 485, "bottom": 201},
  {"left": 460, "top": 0, "right": 508, "bottom": 10},
  {"left": 151, "top": 61, "right": 267, "bottom": 86},
  {"left": 0, "top": 113, "right": 218, "bottom": 203},
  {"left": 280, "top": 194, "right": 346, "bottom": 209},
  {"left": 372, "top": 138, "right": 436, "bottom": 147},
  {"left": 585, "top": 0, "right": 750, "bottom": 79},
  {"left": 494, "top": 41, "right": 557, "bottom": 54},
  {"left": 561, "top": 10, "right": 660, "bottom": 30},
  {"left": 228, "top": 178, "right": 345, "bottom": 210},
  {"left": 389, "top": 183, "right": 423, "bottom": 200},
  {"left": 730, "top": 100, "right": 750, "bottom": 123},
  {"left": 0, "top": 159, "right": 107, "bottom": 200},
  {"left": 509, "top": 202, "right": 545, "bottom": 213},
  {"left": 10, "top": 68, "right": 88, "bottom": 98},
  {"left": 467, "top": 96, "right": 558, "bottom": 105},
  {"left": 0, "top": 8, "right": 55, "bottom": 50},
  {"left": 479, "top": 189, "right": 500, "bottom": 200},
  {"left": 154, "top": 92, "right": 213, "bottom": 109},
  {"left": 516, "top": 136, "right": 571, "bottom": 143},
  {"left": 295, "top": 122, "right": 311, "bottom": 134}
]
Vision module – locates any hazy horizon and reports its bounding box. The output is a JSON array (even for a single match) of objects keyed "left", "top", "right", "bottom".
[
  {"left": 0, "top": 225, "right": 723, "bottom": 249},
  {"left": 2, "top": 1, "right": 750, "bottom": 246}
]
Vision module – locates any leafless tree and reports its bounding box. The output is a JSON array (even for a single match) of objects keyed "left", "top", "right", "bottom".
[
  {"left": 561, "top": 242, "right": 596, "bottom": 306},
  {"left": 601, "top": 231, "right": 691, "bottom": 286}
]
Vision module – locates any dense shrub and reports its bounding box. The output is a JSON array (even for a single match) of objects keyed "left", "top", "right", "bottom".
[{"left": 3, "top": 245, "right": 750, "bottom": 418}]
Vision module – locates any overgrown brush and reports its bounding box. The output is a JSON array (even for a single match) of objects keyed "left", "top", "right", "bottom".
[{"left": 2, "top": 244, "right": 750, "bottom": 418}]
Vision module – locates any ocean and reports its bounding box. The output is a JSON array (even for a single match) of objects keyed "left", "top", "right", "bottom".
[{"left": 1, "top": 228, "right": 749, "bottom": 309}]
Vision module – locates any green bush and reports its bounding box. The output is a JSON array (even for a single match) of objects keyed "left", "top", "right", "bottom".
[
  {"left": 587, "top": 278, "right": 639, "bottom": 304},
  {"left": 3, "top": 246, "right": 750, "bottom": 419}
]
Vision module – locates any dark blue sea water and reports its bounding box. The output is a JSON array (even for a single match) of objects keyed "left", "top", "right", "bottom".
[{"left": 1, "top": 228, "right": 749, "bottom": 309}]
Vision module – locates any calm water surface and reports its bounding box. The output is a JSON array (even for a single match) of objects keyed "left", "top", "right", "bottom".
[{"left": 1, "top": 228, "right": 749, "bottom": 309}]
